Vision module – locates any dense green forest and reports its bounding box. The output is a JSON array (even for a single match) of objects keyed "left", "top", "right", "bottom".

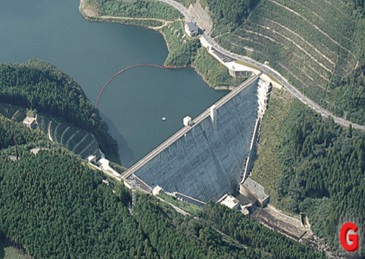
[
  {"left": 0, "top": 150, "right": 148, "bottom": 258},
  {"left": 165, "top": 39, "right": 200, "bottom": 67},
  {"left": 0, "top": 115, "right": 44, "bottom": 150},
  {"left": 276, "top": 102, "right": 365, "bottom": 256},
  {"left": 201, "top": 203, "right": 324, "bottom": 259},
  {"left": 207, "top": 0, "right": 259, "bottom": 33},
  {"left": 0, "top": 145, "right": 324, "bottom": 258},
  {"left": 0, "top": 59, "right": 119, "bottom": 162},
  {"left": 253, "top": 90, "right": 365, "bottom": 257}
]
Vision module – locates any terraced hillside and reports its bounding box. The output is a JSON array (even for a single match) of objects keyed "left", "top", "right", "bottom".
[
  {"left": 215, "top": 0, "right": 364, "bottom": 109},
  {"left": 37, "top": 114, "right": 103, "bottom": 160},
  {"left": 0, "top": 102, "right": 102, "bottom": 160}
]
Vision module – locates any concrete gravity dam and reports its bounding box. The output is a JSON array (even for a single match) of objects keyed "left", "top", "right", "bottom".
[{"left": 123, "top": 74, "right": 271, "bottom": 203}]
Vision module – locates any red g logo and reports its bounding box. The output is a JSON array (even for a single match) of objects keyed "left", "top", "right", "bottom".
[{"left": 340, "top": 222, "right": 359, "bottom": 252}]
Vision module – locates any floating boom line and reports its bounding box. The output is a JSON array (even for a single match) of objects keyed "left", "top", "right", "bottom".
[{"left": 95, "top": 64, "right": 179, "bottom": 108}]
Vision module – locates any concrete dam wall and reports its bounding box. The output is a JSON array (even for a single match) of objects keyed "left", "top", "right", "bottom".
[{"left": 128, "top": 76, "right": 262, "bottom": 202}]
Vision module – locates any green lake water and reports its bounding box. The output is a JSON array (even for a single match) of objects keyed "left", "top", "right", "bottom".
[{"left": 0, "top": 0, "right": 226, "bottom": 166}]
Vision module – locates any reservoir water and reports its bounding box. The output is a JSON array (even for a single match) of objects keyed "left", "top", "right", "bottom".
[{"left": 0, "top": 0, "right": 226, "bottom": 166}]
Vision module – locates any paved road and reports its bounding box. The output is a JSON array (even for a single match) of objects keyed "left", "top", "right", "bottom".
[
  {"left": 158, "top": 0, "right": 365, "bottom": 131},
  {"left": 159, "top": 0, "right": 194, "bottom": 20}
]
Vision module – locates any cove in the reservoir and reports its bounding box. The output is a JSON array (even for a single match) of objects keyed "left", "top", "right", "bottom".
[{"left": 0, "top": 0, "right": 226, "bottom": 167}]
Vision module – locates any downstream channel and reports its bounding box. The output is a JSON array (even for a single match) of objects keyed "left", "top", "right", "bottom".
[{"left": 0, "top": 0, "right": 226, "bottom": 166}]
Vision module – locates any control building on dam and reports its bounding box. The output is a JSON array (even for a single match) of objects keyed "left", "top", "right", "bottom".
[{"left": 123, "top": 74, "right": 272, "bottom": 203}]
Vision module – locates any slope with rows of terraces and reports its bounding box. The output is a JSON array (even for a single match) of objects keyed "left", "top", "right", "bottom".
[
  {"left": 37, "top": 114, "right": 103, "bottom": 160},
  {"left": 214, "top": 0, "right": 365, "bottom": 119}
]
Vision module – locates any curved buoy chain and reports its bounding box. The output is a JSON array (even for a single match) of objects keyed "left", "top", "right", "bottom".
[{"left": 95, "top": 64, "right": 179, "bottom": 108}]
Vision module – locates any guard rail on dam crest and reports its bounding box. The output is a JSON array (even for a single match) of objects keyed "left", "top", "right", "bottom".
[{"left": 122, "top": 73, "right": 271, "bottom": 203}]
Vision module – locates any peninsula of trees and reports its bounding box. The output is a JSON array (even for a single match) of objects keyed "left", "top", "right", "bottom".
[{"left": 0, "top": 58, "right": 119, "bottom": 162}]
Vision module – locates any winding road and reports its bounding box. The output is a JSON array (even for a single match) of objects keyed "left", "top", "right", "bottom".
[{"left": 158, "top": 0, "right": 365, "bottom": 131}]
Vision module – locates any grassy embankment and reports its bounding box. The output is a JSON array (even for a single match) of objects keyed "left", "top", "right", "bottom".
[
  {"left": 82, "top": 0, "right": 241, "bottom": 88},
  {"left": 214, "top": 0, "right": 365, "bottom": 124},
  {"left": 250, "top": 87, "right": 294, "bottom": 207},
  {"left": 193, "top": 48, "right": 242, "bottom": 87},
  {"left": 158, "top": 193, "right": 202, "bottom": 215}
]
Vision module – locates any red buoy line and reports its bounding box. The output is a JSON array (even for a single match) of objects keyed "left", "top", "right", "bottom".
[{"left": 95, "top": 64, "right": 178, "bottom": 108}]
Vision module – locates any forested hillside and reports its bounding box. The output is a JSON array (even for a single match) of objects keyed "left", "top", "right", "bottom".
[
  {"left": 0, "top": 150, "right": 148, "bottom": 258},
  {"left": 276, "top": 102, "right": 365, "bottom": 256},
  {"left": 252, "top": 89, "right": 365, "bottom": 257},
  {"left": 0, "top": 111, "right": 322, "bottom": 258},
  {"left": 0, "top": 115, "right": 44, "bottom": 150},
  {"left": 0, "top": 59, "right": 119, "bottom": 162},
  {"left": 205, "top": 0, "right": 259, "bottom": 33},
  {"left": 0, "top": 146, "right": 324, "bottom": 258},
  {"left": 201, "top": 203, "right": 324, "bottom": 258}
]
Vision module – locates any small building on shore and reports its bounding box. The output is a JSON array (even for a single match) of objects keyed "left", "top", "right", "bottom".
[{"left": 185, "top": 22, "right": 199, "bottom": 37}]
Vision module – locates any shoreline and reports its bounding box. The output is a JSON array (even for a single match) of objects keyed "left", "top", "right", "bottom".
[
  {"left": 78, "top": 0, "right": 230, "bottom": 90},
  {"left": 79, "top": 0, "right": 171, "bottom": 29},
  {"left": 159, "top": 28, "right": 172, "bottom": 57}
]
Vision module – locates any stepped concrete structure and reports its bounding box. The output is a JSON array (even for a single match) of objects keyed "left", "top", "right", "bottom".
[{"left": 123, "top": 74, "right": 272, "bottom": 202}]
